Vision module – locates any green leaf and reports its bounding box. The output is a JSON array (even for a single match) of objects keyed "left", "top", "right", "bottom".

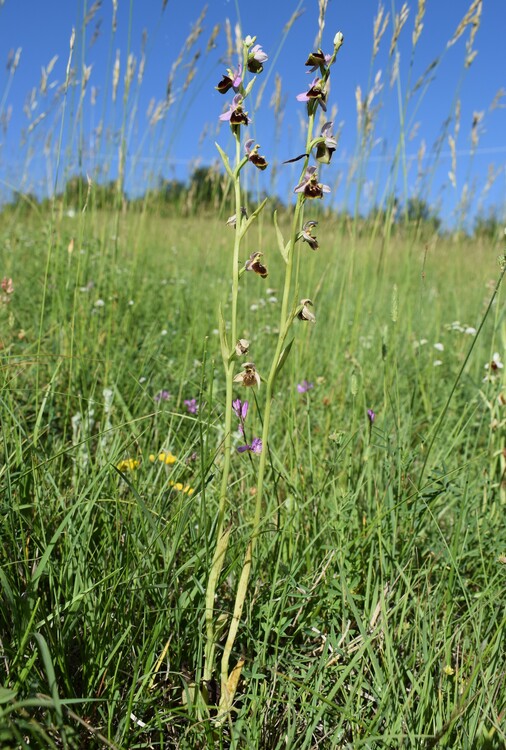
[
  {"left": 33, "top": 633, "right": 65, "bottom": 729},
  {"left": 243, "top": 76, "right": 256, "bottom": 98},
  {"left": 0, "top": 687, "right": 18, "bottom": 704},
  {"left": 239, "top": 197, "right": 268, "bottom": 239},
  {"left": 274, "top": 210, "right": 289, "bottom": 263},
  {"left": 215, "top": 142, "right": 234, "bottom": 179},
  {"left": 33, "top": 361, "right": 61, "bottom": 447},
  {"left": 275, "top": 338, "right": 294, "bottom": 377}
]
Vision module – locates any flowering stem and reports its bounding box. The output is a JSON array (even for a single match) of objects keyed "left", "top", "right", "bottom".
[
  {"left": 204, "top": 131, "right": 243, "bottom": 685},
  {"left": 254, "top": 112, "right": 315, "bottom": 529},
  {"left": 220, "top": 113, "right": 316, "bottom": 695}
]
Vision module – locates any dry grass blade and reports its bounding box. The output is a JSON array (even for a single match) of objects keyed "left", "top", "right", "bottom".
[
  {"left": 186, "top": 5, "right": 207, "bottom": 51},
  {"left": 234, "top": 22, "right": 242, "bottom": 57},
  {"left": 455, "top": 98, "right": 461, "bottom": 138},
  {"left": 373, "top": 4, "right": 389, "bottom": 59},
  {"left": 447, "top": 0, "right": 482, "bottom": 47},
  {"left": 409, "top": 121, "right": 420, "bottom": 141},
  {"left": 389, "top": 2, "right": 409, "bottom": 57},
  {"left": 84, "top": 0, "right": 101, "bottom": 26},
  {"left": 27, "top": 112, "right": 47, "bottom": 134},
  {"left": 470, "top": 110, "right": 484, "bottom": 152},
  {"left": 412, "top": 0, "right": 426, "bottom": 48},
  {"left": 224, "top": 18, "right": 233, "bottom": 60},
  {"left": 270, "top": 73, "right": 283, "bottom": 117},
  {"left": 206, "top": 23, "right": 220, "bottom": 52},
  {"left": 390, "top": 50, "right": 400, "bottom": 88},
  {"left": 314, "top": 0, "right": 328, "bottom": 48},
  {"left": 112, "top": 49, "right": 120, "bottom": 102},
  {"left": 284, "top": 8, "right": 305, "bottom": 34},
  {"left": 489, "top": 87, "right": 505, "bottom": 111},
  {"left": 6, "top": 47, "right": 22, "bottom": 74},
  {"left": 416, "top": 137, "right": 426, "bottom": 181},
  {"left": 124, "top": 53, "right": 136, "bottom": 92},
  {"left": 412, "top": 57, "right": 439, "bottom": 95},
  {"left": 448, "top": 134, "right": 457, "bottom": 188}
]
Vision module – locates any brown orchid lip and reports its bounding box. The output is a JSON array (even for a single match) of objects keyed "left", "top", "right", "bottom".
[
  {"left": 251, "top": 261, "right": 268, "bottom": 277},
  {"left": 234, "top": 362, "right": 261, "bottom": 387},
  {"left": 230, "top": 108, "right": 249, "bottom": 125},
  {"left": 235, "top": 338, "right": 250, "bottom": 355},
  {"left": 304, "top": 181, "right": 324, "bottom": 199},
  {"left": 249, "top": 153, "right": 268, "bottom": 170},
  {"left": 216, "top": 75, "right": 233, "bottom": 94},
  {"left": 245, "top": 252, "right": 268, "bottom": 278},
  {"left": 305, "top": 50, "right": 326, "bottom": 67},
  {"left": 298, "top": 299, "right": 316, "bottom": 323}
]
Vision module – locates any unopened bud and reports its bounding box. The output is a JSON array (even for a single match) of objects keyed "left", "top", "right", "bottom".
[{"left": 333, "top": 31, "right": 344, "bottom": 50}]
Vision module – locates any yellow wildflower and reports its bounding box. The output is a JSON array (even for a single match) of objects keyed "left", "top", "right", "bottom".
[
  {"left": 169, "top": 480, "right": 195, "bottom": 496},
  {"left": 117, "top": 458, "right": 140, "bottom": 471},
  {"left": 149, "top": 451, "right": 177, "bottom": 465}
]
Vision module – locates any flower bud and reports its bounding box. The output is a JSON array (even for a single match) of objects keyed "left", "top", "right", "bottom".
[{"left": 333, "top": 31, "right": 344, "bottom": 50}]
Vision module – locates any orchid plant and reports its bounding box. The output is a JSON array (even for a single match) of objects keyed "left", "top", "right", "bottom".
[{"left": 201, "top": 30, "right": 344, "bottom": 721}]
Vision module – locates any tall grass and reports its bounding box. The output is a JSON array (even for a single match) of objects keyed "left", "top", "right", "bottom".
[{"left": 0, "top": 1, "right": 505, "bottom": 747}]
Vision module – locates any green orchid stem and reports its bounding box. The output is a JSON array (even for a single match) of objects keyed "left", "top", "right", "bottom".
[
  {"left": 220, "top": 112, "right": 316, "bottom": 696},
  {"left": 204, "top": 131, "right": 243, "bottom": 685}
]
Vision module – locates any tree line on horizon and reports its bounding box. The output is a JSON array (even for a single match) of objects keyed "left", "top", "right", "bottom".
[{"left": 1, "top": 167, "right": 503, "bottom": 240}]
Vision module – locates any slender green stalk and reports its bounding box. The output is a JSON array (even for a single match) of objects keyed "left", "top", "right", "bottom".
[
  {"left": 218, "top": 123, "right": 313, "bottom": 700},
  {"left": 219, "top": 34, "right": 345, "bottom": 707},
  {"left": 204, "top": 104, "right": 245, "bottom": 686},
  {"left": 253, "top": 157, "right": 312, "bottom": 531}
]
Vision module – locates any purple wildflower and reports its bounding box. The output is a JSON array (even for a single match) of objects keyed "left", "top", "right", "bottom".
[
  {"left": 216, "top": 64, "right": 242, "bottom": 94},
  {"left": 247, "top": 44, "right": 268, "bottom": 74},
  {"left": 297, "top": 380, "right": 314, "bottom": 394},
  {"left": 315, "top": 121, "right": 337, "bottom": 164},
  {"left": 297, "top": 220, "right": 319, "bottom": 250},
  {"left": 154, "top": 389, "right": 171, "bottom": 403},
  {"left": 184, "top": 398, "right": 199, "bottom": 414},
  {"left": 367, "top": 409, "right": 376, "bottom": 424},
  {"left": 296, "top": 77, "right": 327, "bottom": 111},
  {"left": 219, "top": 94, "right": 250, "bottom": 126},
  {"left": 232, "top": 399, "right": 249, "bottom": 422},
  {"left": 244, "top": 251, "right": 268, "bottom": 278},
  {"left": 233, "top": 398, "right": 249, "bottom": 434},
  {"left": 237, "top": 437, "right": 263, "bottom": 454},
  {"left": 245, "top": 139, "right": 268, "bottom": 170},
  {"left": 293, "top": 166, "right": 330, "bottom": 199},
  {"left": 305, "top": 49, "right": 332, "bottom": 73}
]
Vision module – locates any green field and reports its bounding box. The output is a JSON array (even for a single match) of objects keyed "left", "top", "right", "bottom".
[{"left": 0, "top": 204, "right": 505, "bottom": 747}]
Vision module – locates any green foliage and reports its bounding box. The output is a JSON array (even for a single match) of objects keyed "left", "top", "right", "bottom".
[
  {"left": 474, "top": 207, "right": 504, "bottom": 241},
  {"left": 0, "top": 206, "right": 504, "bottom": 747}
]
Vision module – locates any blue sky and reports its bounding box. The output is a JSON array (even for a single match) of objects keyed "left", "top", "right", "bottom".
[{"left": 0, "top": 0, "right": 504, "bottom": 227}]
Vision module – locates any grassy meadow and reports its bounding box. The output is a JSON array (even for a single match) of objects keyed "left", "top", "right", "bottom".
[
  {"left": 1, "top": 1, "right": 506, "bottom": 748},
  {"left": 0, "top": 207, "right": 505, "bottom": 748}
]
